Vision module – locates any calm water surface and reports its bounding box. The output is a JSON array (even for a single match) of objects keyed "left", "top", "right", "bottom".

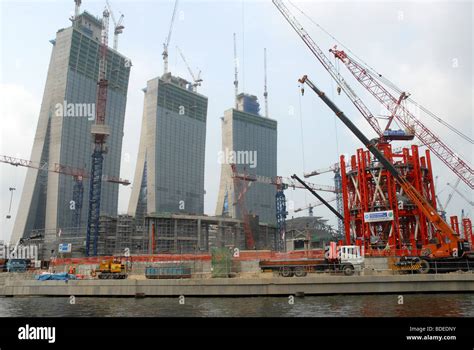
[{"left": 0, "top": 294, "right": 473, "bottom": 317}]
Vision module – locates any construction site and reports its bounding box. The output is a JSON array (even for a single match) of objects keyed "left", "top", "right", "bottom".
[{"left": 0, "top": 0, "right": 473, "bottom": 296}]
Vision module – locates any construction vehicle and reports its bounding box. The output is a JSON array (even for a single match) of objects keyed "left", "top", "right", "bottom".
[
  {"left": 298, "top": 75, "right": 473, "bottom": 273},
  {"left": 95, "top": 257, "right": 127, "bottom": 279},
  {"left": 260, "top": 244, "right": 364, "bottom": 277},
  {"left": 6, "top": 259, "right": 30, "bottom": 273}
]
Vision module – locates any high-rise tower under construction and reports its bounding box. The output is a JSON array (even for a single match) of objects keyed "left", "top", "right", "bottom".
[
  {"left": 128, "top": 73, "right": 208, "bottom": 221},
  {"left": 11, "top": 10, "right": 131, "bottom": 245},
  {"left": 215, "top": 93, "right": 278, "bottom": 225}
]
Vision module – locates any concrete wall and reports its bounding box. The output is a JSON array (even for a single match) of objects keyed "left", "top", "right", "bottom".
[{"left": 2, "top": 274, "right": 474, "bottom": 297}]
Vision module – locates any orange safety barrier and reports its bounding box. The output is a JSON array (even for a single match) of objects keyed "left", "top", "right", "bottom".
[{"left": 49, "top": 247, "right": 428, "bottom": 267}]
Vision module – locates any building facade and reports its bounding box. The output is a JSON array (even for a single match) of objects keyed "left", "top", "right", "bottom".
[
  {"left": 128, "top": 73, "right": 208, "bottom": 221},
  {"left": 11, "top": 11, "right": 131, "bottom": 245},
  {"left": 215, "top": 94, "right": 278, "bottom": 225}
]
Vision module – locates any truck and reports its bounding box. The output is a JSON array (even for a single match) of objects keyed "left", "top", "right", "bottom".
[{"left": 260, "top": 245, "right": 364, "bottom": 277}]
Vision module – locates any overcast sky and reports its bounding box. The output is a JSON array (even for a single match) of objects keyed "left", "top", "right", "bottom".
[{"left": 0, "top": 0, "right": 472, "bottom": 242}]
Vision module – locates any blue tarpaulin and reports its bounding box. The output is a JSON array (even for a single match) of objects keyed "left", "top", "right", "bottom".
[{"left": 35, "top": 273, "right": 76, "bottom": 281}]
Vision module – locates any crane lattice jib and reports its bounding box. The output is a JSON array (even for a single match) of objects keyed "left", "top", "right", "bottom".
[
  {"left": 332, "top": 49, "right": 474, "bottom": 189},
  {"left": 272, "top": 0, "right": 383, "bottom": 137}
]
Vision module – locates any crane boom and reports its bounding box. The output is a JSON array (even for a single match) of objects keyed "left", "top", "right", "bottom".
[
  {"left": 177, "top": 46, "right": 202, "bottom": 92},
  {"left": 0, "top": 155, "right": 86, "bottom": 178},
  {"left": 304, "top": 162, "right": 340, "bottom": 178},
  {"left": 330, "top": 48, "right": 474, "bottom": 190},
  {"left": 444, "top": 178, "right": 461, "bottom": 210},
  {"left": 263, "top": 48, "right": 269, "bottom": 118},
  {"left": 106, "top": 0, "right": 124, "bottom": 50},
  {"left": 293, "top": 197, "right": 337, "bottom": 213},
  {"left": 163, "top": 0, "right": 179, "bottom": 75},
  {"left": 0, "top": 155, "right": 130, "bottom": 185},
  {"left": 447, "top": 182, "right": 474, "bottom": 207},
  {"left": 272, "top": 0, "right": 383, "bottom": 137},
  {"left": 299, "top": 75, "right": 461, "bottom": 258},
  {"left": 232, "top": 168, "right": 338, "bottom": 193},
  {"left": 233, "top": 33, "right": 239, "bottom": 108}
]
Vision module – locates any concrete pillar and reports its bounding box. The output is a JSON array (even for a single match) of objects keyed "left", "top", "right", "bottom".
[
  {"left": 205, "top": 224, "right": 209, "bottom": 251},
  {"left": 147, "top": 219, "right": 154, "bottom": 255},
  {"left": 173, "top": 219, "right": 178, "bottom": 253},
  {"left": 197, "top": 218, "right": 201, "bottom": 251}
]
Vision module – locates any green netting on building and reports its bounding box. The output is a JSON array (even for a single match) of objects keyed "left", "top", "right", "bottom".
[
  {"left": 211, "top": 247, "right": 232, "bottom": 278},
  {"left": 69, "top": 29, "right": 130, "bottom": 96},
  {"left": 157, "top": 79, "right": 207, "bottom": 122}
]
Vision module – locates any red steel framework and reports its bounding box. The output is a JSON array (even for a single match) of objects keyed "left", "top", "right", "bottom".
[
  {"left": 462, "top": 218, "right": 473, "bottom": 247},
  {"left": 340, "top": 143, "right": 438, "bottom": 256}
]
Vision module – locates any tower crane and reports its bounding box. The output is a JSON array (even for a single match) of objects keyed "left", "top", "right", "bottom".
[
  {"left": 293, "top": 197, "right": 337, "bottom": 215},
  {"left": 86, "top": 7, "right": 111, "bottom": 256},
  {"left": 0, "top": 155, "right": 129, "bottom": 228},
  {"left": 176, "top": 46, "right": 202, "bottom": 92},
  {"left": 106, "top": 0, "right": 124, "bottom": 51},
  {"left": 162, "top": 0, "right": 179, "bottom": 75},
  {"left": 299, "top": 75, "right": 469, "bottom": 269}
]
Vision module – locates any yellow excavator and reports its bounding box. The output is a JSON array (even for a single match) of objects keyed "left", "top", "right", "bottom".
[{"left": 94, "top": 257, "right": 127, "bottom": 279}]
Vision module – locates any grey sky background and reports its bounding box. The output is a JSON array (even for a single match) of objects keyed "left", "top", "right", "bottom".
[{"left": 0, "top": 0, "right": 472, "bottom": 242}]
